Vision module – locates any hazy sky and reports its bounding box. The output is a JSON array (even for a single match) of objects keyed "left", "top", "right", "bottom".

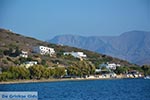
[{"left": 0, "top": 0, "right": 150, "bottom": 40}]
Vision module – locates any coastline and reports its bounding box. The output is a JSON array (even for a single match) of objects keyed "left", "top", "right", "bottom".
[
  {"left": 0, "top": 77, "right": 130, "bottom": 85},
  {"left": 0, "top": 75, "right": 143, "bottom": 85},
  {"left": 0, "top": 78, "right": 120, "bottom": 85}
]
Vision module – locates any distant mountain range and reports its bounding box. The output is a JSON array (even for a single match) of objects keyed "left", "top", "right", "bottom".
[{"left": 49, "top": 30, "right": 150, "bottom": 65}]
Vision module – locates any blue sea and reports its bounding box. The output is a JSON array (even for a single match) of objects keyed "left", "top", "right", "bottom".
[{"left": 0, "top": 79, "right": 150, "bottom": 100}]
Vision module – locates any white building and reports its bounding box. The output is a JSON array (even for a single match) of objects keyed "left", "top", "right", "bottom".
[
  {"left": 33, "top": 46, "right": 55, "bottom": 56},
  {"left": 20, "top": 51, "right": 28, "bottom": 58},
  {"left": 95, "top": 69, "right": 101, "bottom": 73},
  {"left": 107, "top": 63, "right": 117, "bottom": 69},
  {"left": 24, "top": 61, "right": 38, "bottom": 68},
  {"left": 100, "top": 63, "right": 121, "bottom": 70},
  {"left": 64, "top": 52, "right": 87, "bottom": 58}
]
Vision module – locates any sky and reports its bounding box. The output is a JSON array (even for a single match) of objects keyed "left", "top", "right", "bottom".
[{"left": 0, "top": 0, "right": 150, "bottom": 40}]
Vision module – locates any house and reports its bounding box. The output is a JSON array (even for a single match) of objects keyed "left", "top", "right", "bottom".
[
  {"left": 101, "top": 73, "right": 117, "bottom": 78},
  {"left": 95, "top": 69, "right": 101, "bottom": 73},
  {"left": 64, "top": 52, "right": 87, "bottom": 58},
  {"left": 107, "top": 63, "right": 117, "bottom": 70},
  {"left": 24, "top": 61, "right": 38, "bottom": 68},
  {"left": 127, "top": 70, "right": 142, "bottom": 78},
  {"left": 86, "top": 75, "right": 96, "bottom": 79},
  {"left": 20, "top": 51, "right": 28, "bottom": 58},
  {"left": 33, "top": 46, "right": 55, "bottom": 56},
  {"left": 100, "top": 63, "right": 121, "bottom": 70}
]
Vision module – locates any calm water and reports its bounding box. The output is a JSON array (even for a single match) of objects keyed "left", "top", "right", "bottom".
[{"left": 0, "top": 79, "right": 150, "bottom": 100}]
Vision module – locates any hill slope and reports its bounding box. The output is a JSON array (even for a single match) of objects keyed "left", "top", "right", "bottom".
[
  {"left": 0, "top": 28, "right": 134, "bottom": 68},
  {"left": 49, "top": 31, "right": 150, "bottom": 65}
]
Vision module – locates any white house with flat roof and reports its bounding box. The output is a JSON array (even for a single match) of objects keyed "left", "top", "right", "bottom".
[
  {"left": 33, "top": 46, "right": 55, "bottom": 56},
  {"left": 64, "top": 52, "right": 87, "bottom": 58},
  {"left": 20, "top": 51, "right": 28, "bottom": 58},
  {"left": 100, "top": 63, "right": 121, "bottom": 70},
  {"left": 24, "top": 61, "right": 38, "bottom": 68}
]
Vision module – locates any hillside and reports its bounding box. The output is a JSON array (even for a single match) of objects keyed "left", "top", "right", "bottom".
[
  {"left": 0, "top": 28, "right": 134, "bottom": 69},
  {"left": 49, "top": 31, "right": 150, "bottom": 65}
]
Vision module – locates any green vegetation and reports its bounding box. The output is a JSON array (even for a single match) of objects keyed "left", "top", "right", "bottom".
[
  {"left": 114, "top": 66, "right": 129, "bottom": 74},
  {"left": 54, "top": 67, "right": 66, "bottom": 78},
  {"left": 3, "top": 47, "right": 21, "bottom": 57},
  {"left": 0, "top": 65, "right": 65, "bottom": 81},
  {"left": 0, "top": 66, "right": 30, "bottom": 81},
  {"left": 0, "top": 60, "right": 96, "bottom": 81},
  {"left": 1, "top": 64, "right": 148, "bottom": 82},
  {"left": 0, "top": 28, "right": 148, "bottom": 82},
  {"left": 141, "top": 65, "right": 150, "bottom": 76},
  {"left": 67, "top": 61, "right": 95, "bottom": 77}
]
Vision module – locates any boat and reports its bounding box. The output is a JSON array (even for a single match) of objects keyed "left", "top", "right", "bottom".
[{"left": 144, "top": 76, "right": 150, "bottom": 79}]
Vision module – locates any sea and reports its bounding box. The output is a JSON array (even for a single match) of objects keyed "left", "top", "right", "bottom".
[{"left": 0, "top": 79, "right": 150, "bottom": 100}]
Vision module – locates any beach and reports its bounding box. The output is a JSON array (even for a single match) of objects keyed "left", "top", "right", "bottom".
[{"left": 0, "top": 74, "right": 139, "bottom": 84}]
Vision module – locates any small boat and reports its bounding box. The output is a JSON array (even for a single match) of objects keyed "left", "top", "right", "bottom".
[{"left": 144, "top": 76, "right": 150, "bottom": 79}]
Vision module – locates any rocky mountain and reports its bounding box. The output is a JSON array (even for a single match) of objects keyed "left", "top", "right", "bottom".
[{"left": 49, "top": 31, "right": 150, "bottom": 65}]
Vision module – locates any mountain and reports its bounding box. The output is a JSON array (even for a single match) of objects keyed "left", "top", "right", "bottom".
[
  {"left": 49, "top": 31, "right": 150, "bottom": 65},
  {"left": 0, "top": 28, "right": 133, "bottom": 69}
]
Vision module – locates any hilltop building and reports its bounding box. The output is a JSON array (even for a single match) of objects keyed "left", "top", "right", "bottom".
[
  {"left": 64, "top": 52, "right": 87, "bottom": 58},
  {"left": 33, "top": 46, "right": 55, "bottom": 56},
  {"left": 20, "top": 51, "right": 28, "bottom": 58}
]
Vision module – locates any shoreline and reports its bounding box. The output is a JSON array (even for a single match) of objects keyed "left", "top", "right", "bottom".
[
  {"left": 0, "top": 77, "right": 137, "bottom": 85},
  {"left": 0, "top": 78, "right": 111, "bottom": 84}
]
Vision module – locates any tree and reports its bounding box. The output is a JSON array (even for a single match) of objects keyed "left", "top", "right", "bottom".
[
  {"left": 0, "top": 66, "right": 30, "bottom": 81},
  {"left": 0, "top": 72, "right": 13, "bottom": 81},
  {"left": 129, "top": 66, "right": 143, "bottom": 72},
  {"left": 146, "top": 69, "right": 150, "bottom": 76},
  {"left": 8, "top": 66, "right": 30, "bottom": 79},
  {"left": 115, "top": 66, "right": 128, "bottom": 74},
  {"left": 54, "top": 67, "right": 65, "bottom": 78},
  {"left": 142, "top": 65, "right": 150, "bottom": 76},
  {"left": 29, "top": 65, "right": 45, "bottom": 79},
  {"left": 27, "top": 57, "right": 33, "bottom": 61},
  {"left": 14, "top": 47, "right": 21, "bottom": 57},
  {"left": 41, "top": 59, "right": 46, "bottom": 66},
  {"left": 8, "top": 66, "right": 19, "bottom": 79},
  {"left": 88, "top": 62, "right": 96, "bottom": 75},
  {"left": 19, "top": 57, "right": 27, "bottom": 63},
  {"left": 0, "top": 49, "right": 4, "bottom": 58},
  {"left": 43, "top": 68, "right": 54, "bottom": 78},
  {"left": 18, "top": 67, "right": 30, "bottom": 79},
  {"left": 71, "top": 61, "right": 96, "bottom": 77},
  {"left": 67, "top": 66, "right": 79, "bottom": 76},
  {"left": 3, "top": 48, "right": 12, "bottom": 56}
]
